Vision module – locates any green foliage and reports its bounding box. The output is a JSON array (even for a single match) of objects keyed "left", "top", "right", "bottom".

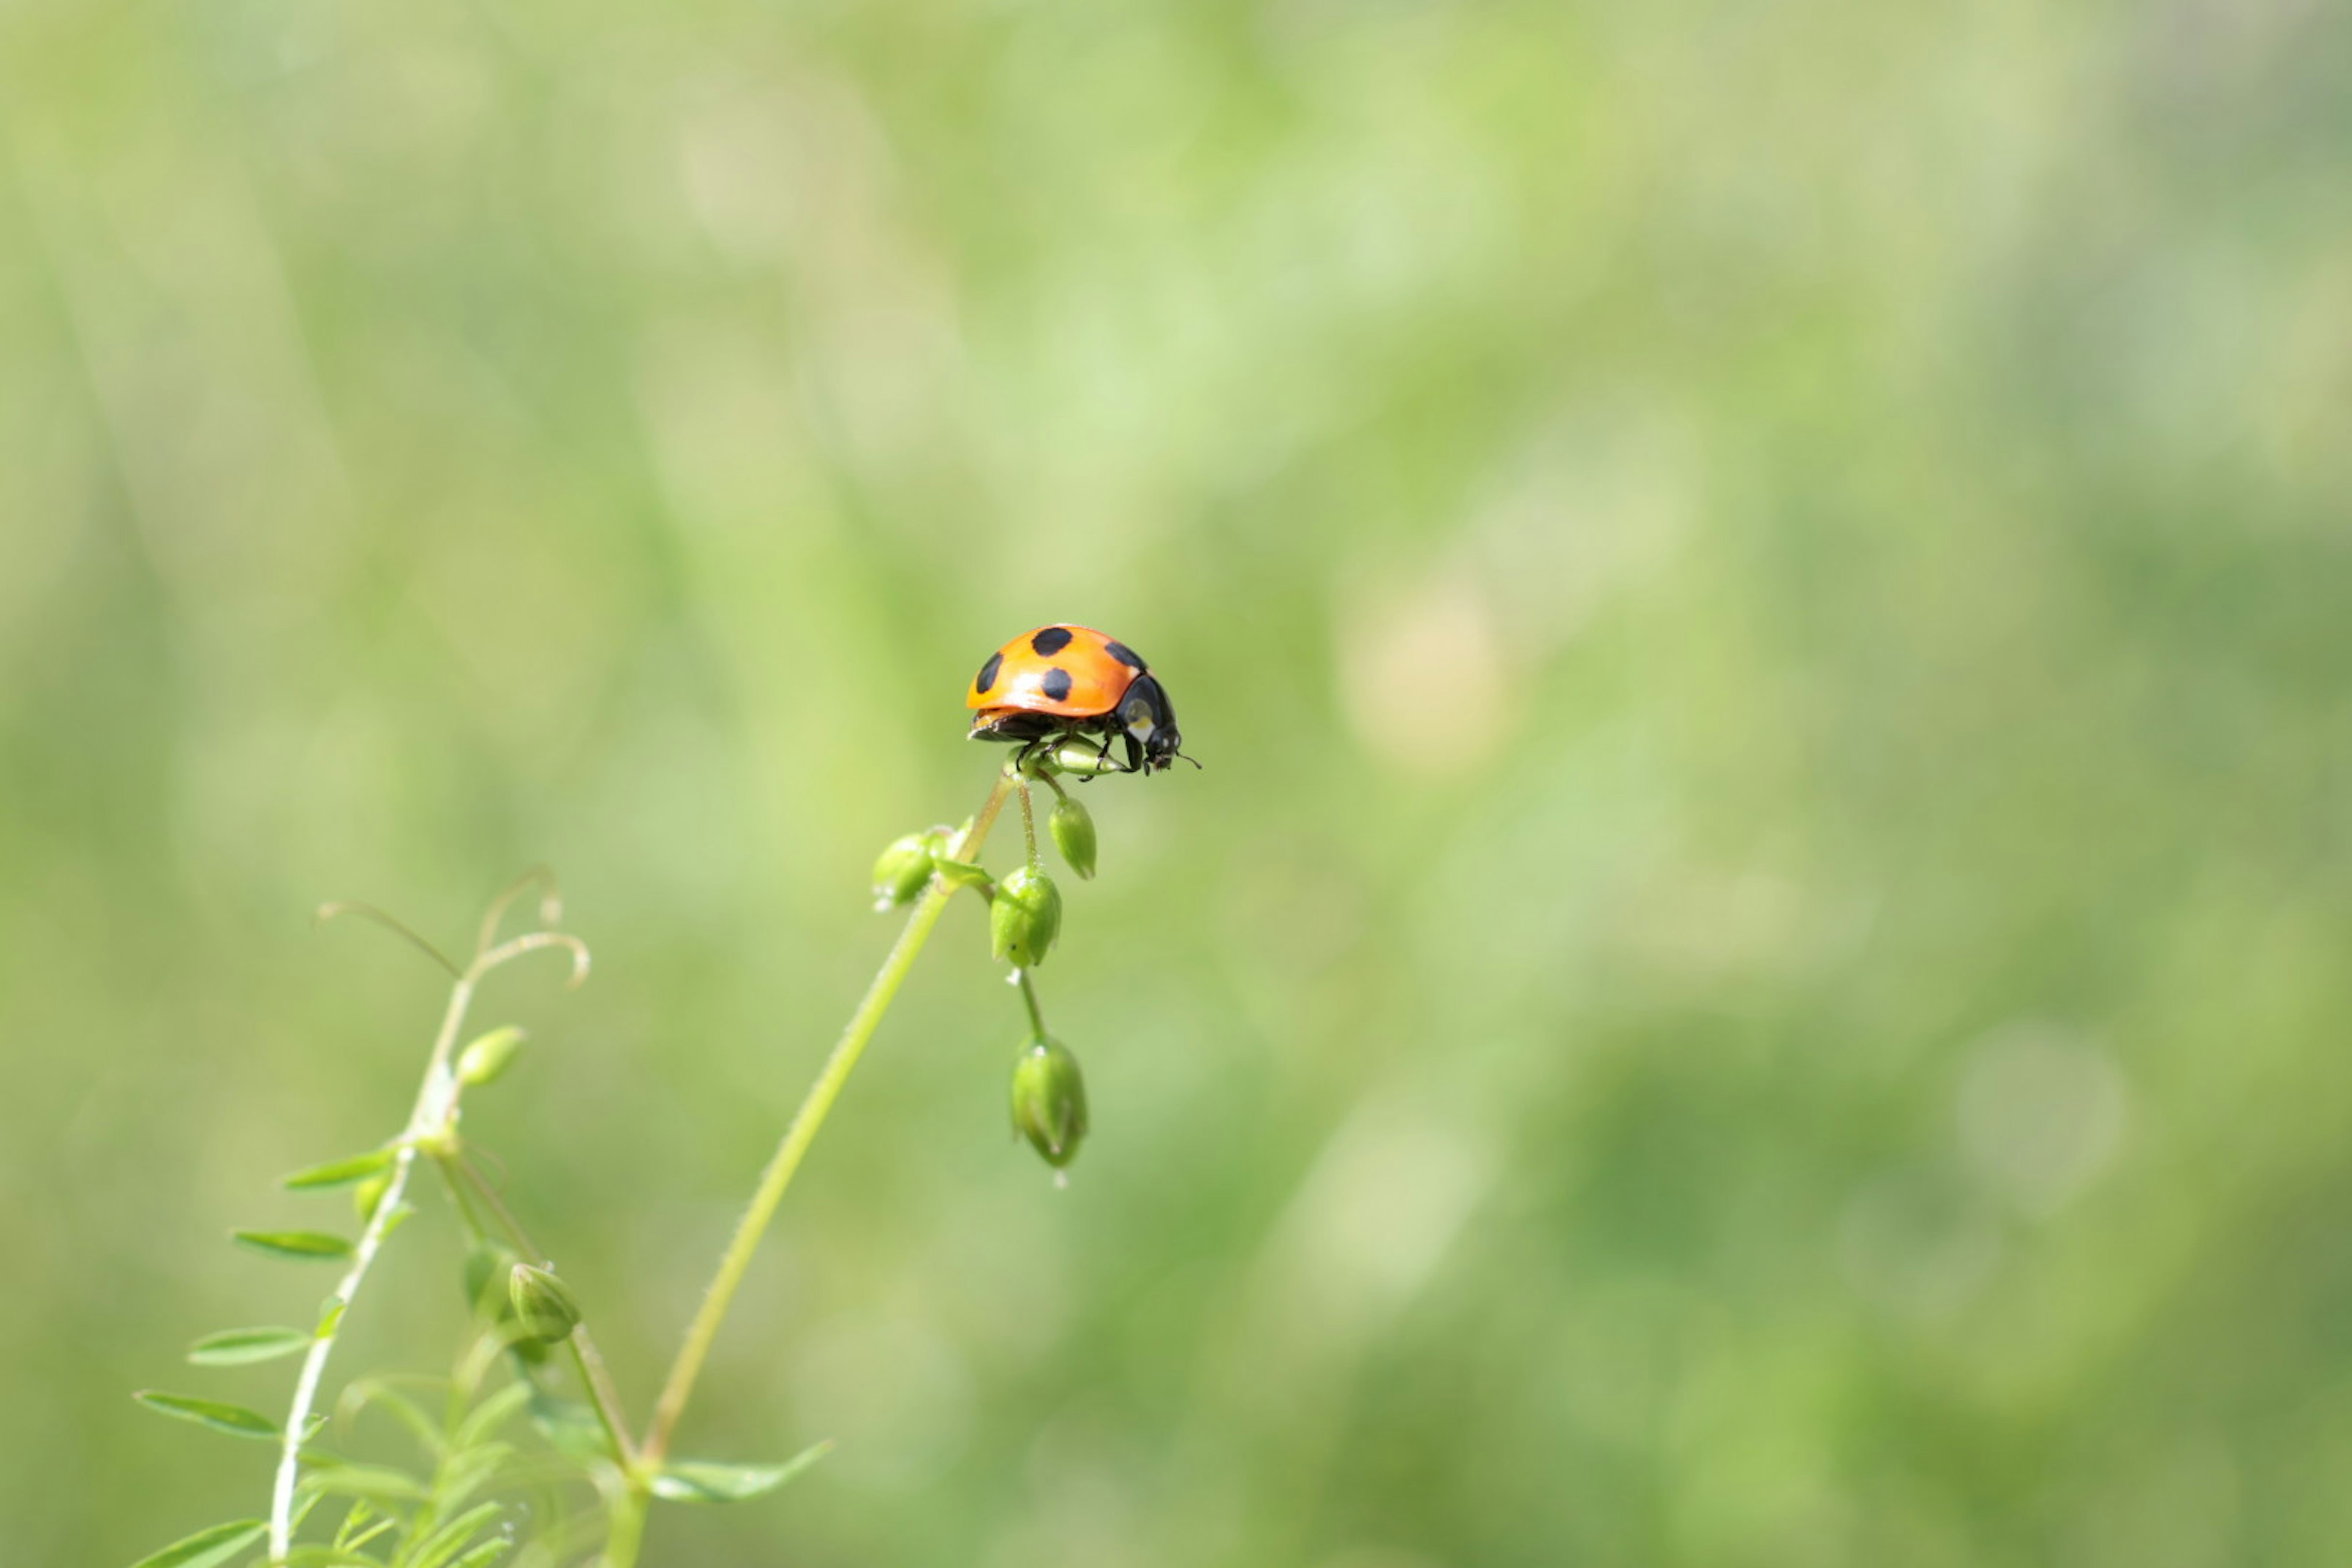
[
  {"left": 124, "top": 1520, "right": 268, "bottom": 1568},
  {"left": 122, "top": 895, "right": 639, "bottom": 1565},
  {"left": 186, "top": 1328, "right": 312, "bottom": 1367},
  {"left": 135, "top": 1392, "right": 281, "bottom": 1441},
  {"left": 282, "top": 1152, "right": 398, "bottom": 1191},
  {"left": 650, "top": 1444, "right": 832, "bottom": 1502},
  {"left": 232, "top": 1231, "right": 356, "bottom": 1264}
]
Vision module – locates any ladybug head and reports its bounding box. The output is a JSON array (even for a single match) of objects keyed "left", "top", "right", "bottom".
[{"left": 1119, "top": 675, "right": 1195, "bottom": 774}]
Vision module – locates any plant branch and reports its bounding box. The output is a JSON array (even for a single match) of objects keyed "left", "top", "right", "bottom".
[
  {"left": 268, "top": 970, "right": 476, "bottom": 1559},
  {"left": 640, "top": 768, "right": 1020, "bottom": 1471},
  {"left": 270, "top": 907, "right": 593, "bottom": 1562}
]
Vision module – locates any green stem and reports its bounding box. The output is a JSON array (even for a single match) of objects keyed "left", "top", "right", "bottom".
[
  {"left": 1019, "top": 780, "right": 1039, "bottom": 872},
  {"left": 638, "top": 769, "right": 1020, "bottom": 1477},
  {"left": 600, "top": 1486, "right": 647, "bottom": 1568},
  {"left": 1018, "top": 970, "right": 1049, "bottom": 1039},
  {"left": 570, "top": 1337, "right": 631, "bottom": 1476},
  {"left": 267, "top": 971, "right": 477, "bottom": 1562}
]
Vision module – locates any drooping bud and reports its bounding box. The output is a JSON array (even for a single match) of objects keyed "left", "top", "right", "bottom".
[
  {"left": 872, "top": 827, "right": 949, "bottom": 910},
  {"left": 1049, "top": 795, "right": 1097, "bottom": 881},
  {"left": 990, "top": 867, "right": 1062, "bottom": 968},
  {"left": 458, "top": 1025, "right": 527, "bottom": 1087},
  {"left": 1009, "top": 1037, "right": 1089, "bottom": 1169},
  {"left": 508, "top": 1263, "right": 583, "bottom": 1344}
]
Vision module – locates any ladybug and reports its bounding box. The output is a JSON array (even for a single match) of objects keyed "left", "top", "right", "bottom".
[{"left": 968, "top": 624, "right": 1191, "bottom": 774}]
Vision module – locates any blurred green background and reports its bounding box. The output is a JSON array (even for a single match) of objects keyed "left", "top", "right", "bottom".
[{"left": 4, "top": 0, "right": 2350, "bottom": 1562}]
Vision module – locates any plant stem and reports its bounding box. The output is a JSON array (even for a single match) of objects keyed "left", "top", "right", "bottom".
[
  {"left": 268, "top": 921, "right": 589, "bottom": 1563},
  {"left": 268, "top": 972, "right": 476, "bottom": 1561},
  {"left": 571, "top": 1338, "right": 633, "bottom": 1476},
  {"left": 1018, "top": 970, "right": 1049, "bottom": 1038},
  {"left": 639, "top": 769, "right": 1019, "bottom": 1476},
  {"left": 1019, "top": 780, "right": 1039, "bottom": 872},
  {"left": 601, "top": 1486, "right": 647, "bottom": 1568}
]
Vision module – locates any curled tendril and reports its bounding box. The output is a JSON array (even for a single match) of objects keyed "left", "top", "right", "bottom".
[
  {"left": 477, "top": 865, "right": 563, "bottom": 959},
  {"left": 473, "top": 930, "right": 592, "bottom": 989},
  {"left": 315, "top": 902, "right": 463, "bottom": 979}
]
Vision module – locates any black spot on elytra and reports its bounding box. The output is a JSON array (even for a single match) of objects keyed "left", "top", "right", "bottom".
[
  {"left": 1041, "top": 667, "right": 1074, "bottom": 701},
  {"left": 1030, "top": 626, "right": 1074, "bottom": 656},
  {"left": 1104, "top": 639, "right": 1145, "bottom": 671},
  {"left": 975, "top": 651, "right": 1003, "bottom": 695}
]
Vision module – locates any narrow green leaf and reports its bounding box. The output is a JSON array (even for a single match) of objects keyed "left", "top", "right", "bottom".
[
  {"left": 187, "top": 1327, "right": 310, "bottom": 1366},
  {"left": 283, "top": 1550, "right": 389, "bottom": 1567},
  {"left": 331, "top": 1501, "right": 388, "bottom": 1553},
  {"left": 650, "top": 1441, "right": 833, "bottom": 1502},
  {"left": 340, "top": 1378, "right": 447, "bottom": 1459},
  {"left": 436, "top": 1442, "right": 514, "bottom": 1514},
  {"left": 124, "top": 1518, "right": 267, "bottom": 1568},
  {"left": 525, "top": 1389, "right": 609, "bottom": 1466},
  {"left": 233, "top": 1230, "right": 355, "bottom": 1263},
  {"left": 296, "top": 1464, "right": 429, "bottom": 1503},
  {"left": 452, "top": 1382, "right": 532, "bottom": 1451},
  {"left": 407, "top": 1501, "right": 504, "bottom": 1568},
  {"left": 316, "top": 1296, "right": 347, "bottom": 1336},
  {"left": 134, "top": 1392, "right": 281, "bottom": 1441},
  {"left": 448, "top": 1543, "right": 512, "bottom": 1568},
  {"left": 282, "top": 1149, "right": 395, "bottom": 1190}
]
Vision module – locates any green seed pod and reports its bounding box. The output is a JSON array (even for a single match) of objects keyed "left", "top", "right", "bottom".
[
  {"left": 457, "top": 1025, "right": 527, "bottom": 1088},
  {"left": 990, "top": 867, "right": 1063, "bottom": 968},
  {"left": 508, "top": 1263, "right": 583, "bottom": 1344},
  {"left": 1049, "top": 795, "right": 1098, "bottom": 880},
  {"left": 1044, "top": 742, "right": 1126, "bottom": 777},
  {"left": 1009, "top": 1037, "right": 1089, "bottom": 1169},
  {"left": 353, "top": 1174, "right": 391, "bottom": 1225},
  {"left": 872, "top": 827, "right": 949, "bottom": 910}
]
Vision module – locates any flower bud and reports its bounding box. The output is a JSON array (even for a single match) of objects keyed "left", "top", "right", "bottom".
[
  {"left": 508, "top": 1262, "right": 582, "bottom": 1344},
  {"left": 353, "top": 1174, "right": 391, "bottom": 1225},
  {"left": 990, "top": 867, "right": 1062, "bottom": 968},
  {"left": 1048, "top": 796, "right": 1097, "bottom": 880},
  {"left": 457, "top": 1025, "right": 527, "bottom": 1088},
  {"left": 1009, "top": 1038, "right": 1088, "bottom": 1169},
  {"left": 872, "top": 827, "right": 949, "bottom": 910}
]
